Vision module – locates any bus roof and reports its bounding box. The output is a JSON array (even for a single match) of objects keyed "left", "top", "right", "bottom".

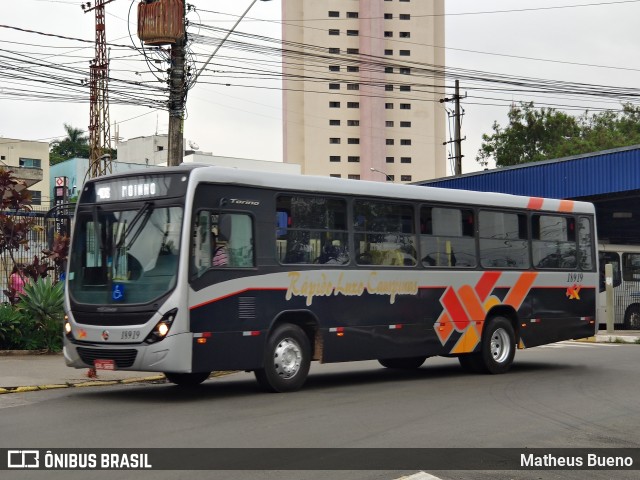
[{"left": 90, "top": 163, "right": 596, "bottom": 215}]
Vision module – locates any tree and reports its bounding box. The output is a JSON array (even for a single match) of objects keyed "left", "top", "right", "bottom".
[
  {"left": 477, "top": 102, "right": 640, "bottom": 168},
  {"left": 49, "top": 124, "right": 89, "bottom": 165}
]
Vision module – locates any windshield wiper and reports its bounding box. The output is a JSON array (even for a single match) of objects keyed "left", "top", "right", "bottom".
[{"left": 115, "top": 202, "right": 153, "bottom": 251}]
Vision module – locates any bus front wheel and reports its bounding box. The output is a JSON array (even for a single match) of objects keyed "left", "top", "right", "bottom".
[
  {"left": 164, "top": 371, "right": 211, "bottom": 387},
  {"left": 254, "top": 324, "right": 311, "bottom": 393},
  {"left": 624, "top": 305, "right": 640, "bottom": 330}
]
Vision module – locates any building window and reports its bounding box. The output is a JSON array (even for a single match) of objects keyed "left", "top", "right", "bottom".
[
  {"left": 399, "top": 85, "right": 411, "bottom": 92},
  {"left": 330, "top": 174, "right": 341, "bottom": 178},
  {"left": 329, "top": 65, "right": 340, "bottom": 72},
  {"left": 400, "top": 0, "right": 410, "bottom": 3},
  {"left": 348, "top": 120, "right": 360, "bottom": 126},
  {"left": 347, "top": 66, "right": 359, "bottom": 72},
  {"left": 385, "top": 67, "right": 394, "bottom": 73},
  {"left": 400, "top": 139, "right": 412, "bottom": 145},
  {"left": 386, "top": 121, "right": 394, "bottom": 127},
  {"left": 385, "top": 84, "right": 394, "bottom": 91},
  {"left": 384, "top": 49, "right": 393, "bottom": 55},
  {"left": 348, "top": 156, "right": 360, "bottom": 162},
  {"left": 384, "top": 31, "right": 393, "bottom": 37},
  {"left": 399, "top": 50, "right": 410, "bottom": 56},
  {"left": 329, "top": 48, "right": 340, "bottom": 54},
  {"left": 347, "top": 102, "right": 360, "bottom": 108},
  {"left": 399, "top": 14, "right": 410, "bottom": 20},
  {"left": 328, "top": 11, "right": 339, "bottom": 17},
  {"left": 400, "top": 67, "right": 411, "bottom": 75},
  {"left": 347, "top": 84, "right": 360, "bottom": 90},
  {"left": 19, "top": 158, "right": 42, "bottom": 169},
  {"left": 400, "top": 121, "right": 411, "bottom": 127},
  {"left": 387, "top": 175, "right": 395, "bottom": 181},
  {"left": 329, "top": 29, "right": 340, "bottom": 36},
  {"left": 329, "top": 101, "right": 341, "bottom": 108},
  {"left": 330, "top": 138, "right": 341, "bottom": 144},
  {"left": 347, "top": 12, "right": 359, "bottom": 18},
  {"left": 401, "top": 175, "right": 412, "bottom": 182},
  {"left": 399, "top": 31, "right": 410, "bottom": 38},
  {"left": 386, "top": 139, "right": 395, "bottom": 145},
  {"left": 329, "top": 83, "right": 340, "bottom": 90},
  {"left": 157, "top": 146, "right": 164, "bottom": 151},
  {"left": 348, "top": 174, "right": 361, "bottom": 180},
  {"left": 347, "top": 30, "right": 359, "bottom": 36},
  {"left": 330, "top": 156, "right": 341, "bottom": 162},
  {"left": 384, "top": 13, "right": 393, "bottom": 19},
  {"left": 401, "top": 157, "right": 412, "bottom": 163},
  {"left": 347, "top": 48, "right": 359, "bottom": 54},
  {"left": 30, "top": 191, "right": 42, "bottom": 205},
  {"left": 386, "top": 157, "right": 395, "bottom": 163},
  {"left": 0, "top": 156, "right": 5, "bottom": 160},
  {"left": 400, "top": 103, "right": 411, "bottom": 110},
  {"left": 385, "top": 103, "right": 394, "bottom": 109},
  {"left": 330, "top": 119, "right": 341, "bottom": 126},
  {"left": 348, "top": 138, "right": 360, "bottom": 145}
]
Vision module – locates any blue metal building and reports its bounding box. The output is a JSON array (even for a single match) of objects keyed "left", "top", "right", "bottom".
[{"left": 419, "top": 145, "right": 640, "bottom": 244}]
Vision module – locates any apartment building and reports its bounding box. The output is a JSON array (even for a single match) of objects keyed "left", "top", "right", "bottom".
[
  {"left": 0, "top": 138, "right": 48, "bottom": 206},
  {"left": 282, "top": 0, "right": 446, "bottom": 182}
]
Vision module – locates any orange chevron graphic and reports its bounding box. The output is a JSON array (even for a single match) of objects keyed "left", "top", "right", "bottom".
[
  {"left": 436, "top": 272, "right": 539, "bottom": 353},
  {"left": 566, "top": 284, "right": 582, "bottom": 300}
]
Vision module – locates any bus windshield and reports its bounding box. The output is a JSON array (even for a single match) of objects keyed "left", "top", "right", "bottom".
[{"left": 68, "top": 204, "right": 183, "bottom": 305}]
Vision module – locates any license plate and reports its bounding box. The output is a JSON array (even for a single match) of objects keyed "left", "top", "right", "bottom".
[{"left": 94, "top": 359, "right": 115, "bottom": 370}]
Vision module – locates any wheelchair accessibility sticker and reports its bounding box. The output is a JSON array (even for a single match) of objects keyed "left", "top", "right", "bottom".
[{"left": 112, "top": 283, "right": 125, "bottom": 302}]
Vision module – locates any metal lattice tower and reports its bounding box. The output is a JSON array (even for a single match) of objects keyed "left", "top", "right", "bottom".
[{"left": 83, "top": 0, "right": 114, "bottom": 178}]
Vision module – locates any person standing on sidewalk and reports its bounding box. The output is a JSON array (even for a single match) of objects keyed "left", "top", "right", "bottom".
[{"left": 8, "top": 263, "right": 26, "bottom": 300}]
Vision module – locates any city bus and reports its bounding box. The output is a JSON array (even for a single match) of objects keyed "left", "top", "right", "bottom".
[
  {"left": 63, "top": 165, "right": 598, "bottom": 392},
  {"left": 598, "top": 243, "right": 640, "bottom": 329}
]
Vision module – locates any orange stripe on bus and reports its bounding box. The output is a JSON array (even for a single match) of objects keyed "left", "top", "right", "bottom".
[
  {"left": 458, "top": 285, "right": 486, "bottom": 321},
  {"left": 475, "top": 271, "right": 501, "bottom": 301},
  {"left": 527, "top": 197, "right": 544, "bottom": 210},
  {"left": 503, "top": 272, "right": 538, "bottom": 310},
  {"left": 558, "top": 200, "right": 575, "bottom": 212}
]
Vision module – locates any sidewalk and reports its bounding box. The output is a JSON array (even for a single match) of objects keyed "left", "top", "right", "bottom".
[{"left": 0, "top": 331, "right": 638, "bottom": 394}]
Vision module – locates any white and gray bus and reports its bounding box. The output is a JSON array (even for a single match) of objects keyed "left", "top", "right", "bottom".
[
  {"left": 598, "top": 243, "right": 640, "bottom": 329},
  {"left": 63, "top": 165, "right": 598, "bottom": 392}
]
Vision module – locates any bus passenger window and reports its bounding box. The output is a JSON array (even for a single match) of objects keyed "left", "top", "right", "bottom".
[
  {"left": 421, "top": 207, "right": 476, "bottom": 268},
  {"left": 479, "top": 211, "right": 529, "bottom": 269},
  {"left": 532, "top": 215, "right": 576, "bottom": 269}
]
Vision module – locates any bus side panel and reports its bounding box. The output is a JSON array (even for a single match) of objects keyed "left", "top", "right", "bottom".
[{"left": 519, "top": 286, "right": 597, "bottom": 348}]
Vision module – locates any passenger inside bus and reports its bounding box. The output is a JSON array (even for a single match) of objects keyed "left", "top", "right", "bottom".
[{"left": 212, "top": 215, "right": 229, "bottom": 267}]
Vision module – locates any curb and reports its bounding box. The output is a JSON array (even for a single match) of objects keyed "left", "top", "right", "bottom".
[{"left": 0, "top": 371, "right": 237, "bottom": 395}]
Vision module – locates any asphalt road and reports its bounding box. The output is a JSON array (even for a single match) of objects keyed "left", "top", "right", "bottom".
[{"left": 1, "top": 341, "right": 639, "bottom": 480}]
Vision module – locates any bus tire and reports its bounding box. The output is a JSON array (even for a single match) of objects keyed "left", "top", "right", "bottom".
[
  {"left": 480, "top": 316, "right": 516, "bottom": 374},
  {"left": 254, "top": 324, "right": 311, "bottom": 393},
  {"left": 623, "top": 305, "right": 640, "bottom": 330},
  {"left": 378, "top": 356, "right": 427, "bottom": 369},
  {"left": 164, "top": 372, "right": 211, "bottom": 387}
]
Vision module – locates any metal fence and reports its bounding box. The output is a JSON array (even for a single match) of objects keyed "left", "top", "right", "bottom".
[{"left": 0, "top": 206, "right": 72, "bottom": 303}]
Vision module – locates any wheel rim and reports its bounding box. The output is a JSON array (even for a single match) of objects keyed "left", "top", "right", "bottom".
[
  {"left": 273, "top": 337, "right": 302, "bottom": 379},
  {"left": 630, "top": 311, "right": 640, "bottom": 329},
  {"left": 490, "top": 327, "right": 511, "bottom": 364}
]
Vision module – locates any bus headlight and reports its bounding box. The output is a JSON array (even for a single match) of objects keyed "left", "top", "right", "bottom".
[
  {"left": 64, "top": 315, "right": 73, "bottom": 339},
  {"left": 145, "top": 308, "right": 178, "bottom": 344}
]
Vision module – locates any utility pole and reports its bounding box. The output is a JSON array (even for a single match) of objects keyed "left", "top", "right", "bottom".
[
  {"left": 440, "top": 80, "right": 466, "bottom": 176},
  {"left": 167, "top": 2, "right": 187, "bottom": 166},
  {"left": 82, "top": 0, "right": 114, "bottom": 178}
]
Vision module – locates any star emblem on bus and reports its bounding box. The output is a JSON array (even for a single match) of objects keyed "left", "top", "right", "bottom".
[{"left": 566, "top": 284, "right": 582, "bottom": 300}]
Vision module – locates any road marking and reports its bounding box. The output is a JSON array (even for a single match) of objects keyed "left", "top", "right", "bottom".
[
  {"left": 393, "top": 473, "right": 442, "bottom": 480},
  {"left": 539, "top": 341, "right": 620, "bottom": 349}
]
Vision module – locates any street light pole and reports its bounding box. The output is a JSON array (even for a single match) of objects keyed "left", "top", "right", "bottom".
[{"left": 370, "top": 167, "right": 392, "bottom": 182}]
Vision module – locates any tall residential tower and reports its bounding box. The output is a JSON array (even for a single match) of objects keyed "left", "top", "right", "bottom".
[{"left": 282, "top": 0, "right": 446, "bottom": 182}]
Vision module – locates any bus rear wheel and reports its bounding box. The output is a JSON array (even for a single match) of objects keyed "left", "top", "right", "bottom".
[
  {"left": 378, "top": 356, "right": 427, "bottom": 369},
  {"left": 480, "top": 317, "right": 516, "bottom": 374},
  {"left": 254, "top": 324, "right": 311, "bottom": 393},
  {"left": 624, "top": 305, "right": 640, "bottom": 330},
  {"left": 164, "top": 372, "right": 211, "bottom": 387}
]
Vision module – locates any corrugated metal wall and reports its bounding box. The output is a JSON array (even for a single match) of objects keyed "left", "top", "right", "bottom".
[{"left": 421, "top": 145, "right": 640, "bottom": 199}]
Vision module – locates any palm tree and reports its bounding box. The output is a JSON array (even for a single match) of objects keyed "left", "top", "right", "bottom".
[{"left": 49, "top": 124, "right": 90, "bottom": 165}]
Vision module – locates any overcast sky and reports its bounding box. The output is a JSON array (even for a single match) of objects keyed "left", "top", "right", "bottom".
[{"left": 2, "top": 0, "right": 639, "bottom": 175}]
